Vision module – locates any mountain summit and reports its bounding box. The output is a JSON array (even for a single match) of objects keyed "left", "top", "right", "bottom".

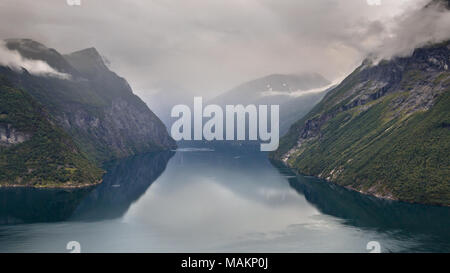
[{"left": 64, "top": 47, "right": 111, "bottom": 78}]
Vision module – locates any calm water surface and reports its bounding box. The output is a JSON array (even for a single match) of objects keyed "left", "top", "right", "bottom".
[{"left": 0, "top": 150, "right": 449, "bottom": 253}]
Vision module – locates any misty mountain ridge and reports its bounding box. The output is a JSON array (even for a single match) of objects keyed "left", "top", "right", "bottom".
[
  {"left": 213, "top": 73, "right": 330, "bottom": 105},
  {"left": 173, "top": 72, "right": 332, "bottom": 151},
  {"left": 5, "top": 38, "right": 80, "bottom": 77},
  {"left": 5, "top": 39, "right": 125, "bottom": 85},
  {"left": 149, "top": 72, "right": 332, "bottom": 138},
  {"left": 208, "top": 72, "right": 332, "bottom": 139}
]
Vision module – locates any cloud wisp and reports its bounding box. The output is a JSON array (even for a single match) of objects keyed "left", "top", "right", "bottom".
[
  {"left": 0, "top": 0, "right": 448, "bottom": 98},
  {"left": 261, "top": 76, "right": 345, "bottom": 98},
  {"left": 0, "top": 41, "right": 70, "bottom": 79},
  {"left": 373, "top": 0, "right": 450, "bottom": 61}
]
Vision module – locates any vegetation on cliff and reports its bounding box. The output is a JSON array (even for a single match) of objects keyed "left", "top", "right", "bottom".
[
  {"left": 0, "top": 78, "right": 103, "bottom": 187},
  {"left": 0, "top": 39, "right": 175, "bottom": 187},
  {"left": 273, "top": 42, "right": 450, "bottom": 206}
]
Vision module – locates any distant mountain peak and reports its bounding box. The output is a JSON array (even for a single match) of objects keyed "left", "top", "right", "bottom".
[{"left": 68, "top": 47, "right": 102, "bottom": 61}]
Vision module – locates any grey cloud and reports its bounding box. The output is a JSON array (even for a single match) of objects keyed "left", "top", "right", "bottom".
[
  {"left": 0, "top": 0, "right": 448, "bottom": 99},
  {"left": 0, "top": 41, "right": 71, "bottom": 79},
  {"left": 373, "top": 1, "right": 450, "bottom": 61}
]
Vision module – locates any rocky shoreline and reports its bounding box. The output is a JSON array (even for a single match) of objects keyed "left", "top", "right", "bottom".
[
  {"left": 0, "top": 179, "right": 103, "bottom": 189},
  {"left": 271, "top": 158, "right": 450, "bottom": 207}
]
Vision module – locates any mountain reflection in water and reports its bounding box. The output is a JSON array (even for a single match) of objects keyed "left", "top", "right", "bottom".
[
  {"left": 71, "top": 151, "right": 174, "bottom": 220},
  {"left": 0, "top": 151, "right": 174, "bottom": 224},
  {"left": 0, "top": 150, "right": 449, "bottom": 253},
  {"left": 276, "top": 165, "right": 450, "bottom": 252}
]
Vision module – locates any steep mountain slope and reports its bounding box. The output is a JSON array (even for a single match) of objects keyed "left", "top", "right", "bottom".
[
  {"left": 1, "top": 39, "right": 175, "bottom": 163},
  {"left": 0, "top": 38, "right": 176, "bottom": 187},
  {"left": 272, "top": 41, "right": 450, "bottom": 206},
  {"left": 0, "top": 76, "right": 103, "bottom": 187}
]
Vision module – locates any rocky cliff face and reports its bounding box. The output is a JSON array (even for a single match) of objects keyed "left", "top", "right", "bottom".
[
  {"left": 0, "top": 124, "right": 31, "bottom": 146},
  {"left": 273, "top": 41, "right": 450, "bottom": 206},
  {"left": 0, "top": 39, "right": 176, "bottom": 187},
  {"left": 2, "top": 39, "right": 175, "bottom": 162}
]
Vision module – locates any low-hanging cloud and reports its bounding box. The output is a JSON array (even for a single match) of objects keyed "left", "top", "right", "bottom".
[
  {"left": 0, "top": 0, "right": 448, "bottom": 98},
  {"left": 0, "top": 41, "right": 70, "bottom": 79},
  {"left": 261, "top": 76, "right": 345, "bottom": 98},
  {"left": 373, "top": 0, "right": 450, "bottom": 61}
]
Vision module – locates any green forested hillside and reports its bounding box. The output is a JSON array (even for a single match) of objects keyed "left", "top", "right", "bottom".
[
  {"left": 0, "top": 78, "right": 103, "bottom": 187},
  {"left": 3, "top": 39, "right": 175, "bottom": 163},
  {"left": 273, "top": 42, "right": 450, "bottom": 206},
  {"left": 0, "top": 39, "right": 175, "bottom": 187}
]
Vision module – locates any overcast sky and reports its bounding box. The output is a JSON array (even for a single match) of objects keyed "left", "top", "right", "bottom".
[{"left": 0, "top": 0, "right": 448, "bottom": 99}]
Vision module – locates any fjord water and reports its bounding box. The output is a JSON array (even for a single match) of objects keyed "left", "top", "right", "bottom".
[{"left": 0, "top": 150, "right": 449, "bottom": 253}]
